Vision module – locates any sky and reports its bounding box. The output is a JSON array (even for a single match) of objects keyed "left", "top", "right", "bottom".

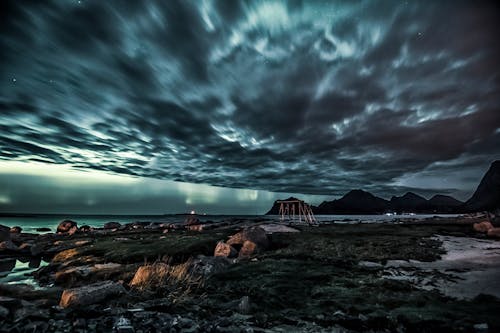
[{"left": 1, "top": 0, "right": 499, "bottom": 214}]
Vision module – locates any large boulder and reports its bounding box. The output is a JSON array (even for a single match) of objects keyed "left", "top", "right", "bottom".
[
  {"left": 227, "top": 227, "right": 270, "bottom": 258},
  {"left": 59, "top": 281, "right": 125, "bottom": 308},
  {"left": 214, "top": 241, "right": 238, "bottom": 258},
  {"left": 473, "top": 221, "right": 494, "bottom": 233},
  {"left": 54, "top": 263, "right": 130, "bottom": 287},
  {"left": 227, "top": 227, "right": 269, "bottom": 249},
  {"left": 79, "top": 225, "right": 92, "bottom": 232},
  {"left": 9, "top": 226, "right": 22, "bottom": 234},
  {"left": 57, "top": 220, "right": 78, "bottom": 234},
  {"left": 0, "top": 225, "right": 10, "bottom": 242}
]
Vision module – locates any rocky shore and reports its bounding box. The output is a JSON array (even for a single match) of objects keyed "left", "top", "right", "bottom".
[{"left": 1, "top": 216, "right": 500, "bottom": 332}]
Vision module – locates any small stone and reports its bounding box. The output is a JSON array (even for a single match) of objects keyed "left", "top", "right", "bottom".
[
  {"left": 473, "top": 323, "right": 489, "bottom": 332},
  {"left": 114, "top": 316, "right": 135, "bottom": 333}
]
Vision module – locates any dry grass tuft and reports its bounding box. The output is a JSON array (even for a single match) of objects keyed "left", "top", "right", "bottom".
[{"left": 129, "top": 258, "right": 203, "bottom": 297}]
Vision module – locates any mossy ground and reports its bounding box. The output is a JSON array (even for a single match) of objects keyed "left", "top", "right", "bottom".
[{"left": 22, "top": 222, "right": 500, "bottom": 332}]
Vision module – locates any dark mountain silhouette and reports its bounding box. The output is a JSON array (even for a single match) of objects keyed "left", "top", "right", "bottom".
[
  {"left": 316, "top": 190, "right": 389, "bottom": 214},
  {"left": 389, "top": 192, "right": 428, "bottom": 213},
  {"left": 427, "top": 195, "right": 463, "bottom": 213},
  {"left": 265, "top": 197, "right": 303, "bottom": 215},
  {"left": 464, "top": 160, "right": 500, "bottom": 212},
  {"left": 265, "top": 161, "right": 497, "bottom": 215}
]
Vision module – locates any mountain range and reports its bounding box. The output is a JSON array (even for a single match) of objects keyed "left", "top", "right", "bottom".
[{"left": 266, "top": 160, "right": 500, "bottom": 215}]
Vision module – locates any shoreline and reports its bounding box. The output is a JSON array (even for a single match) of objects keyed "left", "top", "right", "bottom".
[{"left": 1, "top": 216, "right": 500, "bottom": 332}]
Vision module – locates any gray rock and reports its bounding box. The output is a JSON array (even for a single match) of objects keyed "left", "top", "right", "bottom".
[
  {"left": 189, "top": 255, "right": 231, "bottom": 277},
  {"left": 0, "top": 224, "right": 11, "bottom": 241}
]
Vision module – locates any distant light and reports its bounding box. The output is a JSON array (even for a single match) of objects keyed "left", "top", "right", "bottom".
[
  {"left": 12, "top": 78, "right": 16, "bottom": 82},
  {"left": 190, "top": 210, "right": 195, "bottom": 215}
]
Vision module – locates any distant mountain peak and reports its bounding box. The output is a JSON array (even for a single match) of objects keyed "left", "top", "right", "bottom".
[{"left": 465, "top": 160, "right": 500, "bottom": 212}]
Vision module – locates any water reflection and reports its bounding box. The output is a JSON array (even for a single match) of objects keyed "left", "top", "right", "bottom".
[{"left": 0, "top": 257, "right": 48, "bottom": 287}]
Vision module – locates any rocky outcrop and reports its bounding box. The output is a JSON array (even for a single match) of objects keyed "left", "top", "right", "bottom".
[
  {"left": 9, "top": 226, "right": 22, "bottom": 234},
  {"left": 57, "top": 220, "right": 78, "bottom": 234},
  {"left": 59, "top": 281, "right": 125, "bottom": 308},
  {"left": 227, "top": 227, "right": 269, "bottom": 258},
  {"left": 214, "top": 241, "right": 238, "bottom": 258},
  {"left": 464, "top": 160, "right": 500, "bottom": 213}
]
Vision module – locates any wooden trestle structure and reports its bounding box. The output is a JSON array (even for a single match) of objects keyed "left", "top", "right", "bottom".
[{"left": 277, "top": 199, "right": 317, "bottom": 225}]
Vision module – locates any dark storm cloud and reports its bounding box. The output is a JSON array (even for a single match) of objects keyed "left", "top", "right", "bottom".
[{"left": 1, "top": 0, "right": 500, "bottom": 200}]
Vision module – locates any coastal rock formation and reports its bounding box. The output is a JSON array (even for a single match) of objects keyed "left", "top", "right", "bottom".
[
  {"left": 465, "top": 160, "right": 500, "bottom": 213},
  {"left": 226, "top": 227, "right": 269, "bottom": 258},
  {"left": 9, "top": 226, "right": 22, "bottom": 234},
  {"left": 59, "top": 281, "right": 125, "bottom": 308},
  {"left": 57, "top": 220, "right": 77, "bottom": 234},
  {"left": 214, "top": 241, "right": 237, "bottom": 258}
]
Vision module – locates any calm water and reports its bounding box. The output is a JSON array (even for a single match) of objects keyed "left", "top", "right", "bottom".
[{"left": 0, "top": 213, "right": 461, "bottom": 233}]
